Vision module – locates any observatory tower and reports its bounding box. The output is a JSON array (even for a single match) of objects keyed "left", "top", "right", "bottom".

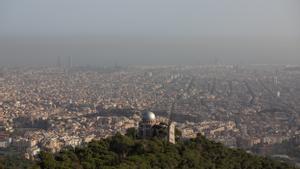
[{"left": 138, "top": 111, "right": 176, "bottom": 144}]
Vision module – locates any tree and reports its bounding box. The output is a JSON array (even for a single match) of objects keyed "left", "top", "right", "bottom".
[
  {"left": 125, "top": 128, "right": 137, "bottom": 139},
  {"left": 109, "top": 133, "right": 134, "bottom": 160},
  {"left": 39, "top": 151, "right": 57, "bottom": 169}
]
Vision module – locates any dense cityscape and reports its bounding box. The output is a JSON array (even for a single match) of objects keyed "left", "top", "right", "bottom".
[{"left": 0, "top": 64, "right": 299, "bottom": 166}]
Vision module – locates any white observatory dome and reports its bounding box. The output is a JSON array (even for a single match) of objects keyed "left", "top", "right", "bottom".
[{"left": 142, "top": 111, "right": 156, "bottom": 121}]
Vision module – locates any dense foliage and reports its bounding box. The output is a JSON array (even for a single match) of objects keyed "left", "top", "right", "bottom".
[
  {"left": 0, "top": 130, "right": 297, "bottom": 169},
  {"left": 36, "top": 130, "right": 296, "bottom": 169},
  {"left": 0, "top": 155, "right": 38, "bottom": 169},
  {"left": 270, "top": 139, "right": 300, "bottom": 163}
]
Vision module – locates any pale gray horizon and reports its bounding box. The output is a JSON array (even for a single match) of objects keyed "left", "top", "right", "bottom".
[{"left": 0, "top": 0, "right": 300, "bottom": 66}]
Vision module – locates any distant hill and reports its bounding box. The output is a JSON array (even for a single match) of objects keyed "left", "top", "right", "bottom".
[{"left": 0, "top": 129, "right": 298, "bottom": 169}]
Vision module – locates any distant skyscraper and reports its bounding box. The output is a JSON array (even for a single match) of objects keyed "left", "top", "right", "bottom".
[
  {"left": 0, "top": 68, "right": 3, "bottom": 78},
  {"left": 57, "top": 56, "right": 61, "bottom": 68},
  {"left": 214, "top": 56, "right": 219, "bottom": 65},
  {"left": 68, "top": 56, "right": 73, "bottom": 69},
  {"left": 274, "top": 76, "right": 278, "bottom": 86}
]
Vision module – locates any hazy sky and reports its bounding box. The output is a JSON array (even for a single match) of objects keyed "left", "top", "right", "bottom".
[{"left": 1, "top": 0, "right": 300, "bottom": 66}]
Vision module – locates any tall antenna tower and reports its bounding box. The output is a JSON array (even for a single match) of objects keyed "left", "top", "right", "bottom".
[{"left": 168, "top": 100, "right": 176, "bottom": 144}]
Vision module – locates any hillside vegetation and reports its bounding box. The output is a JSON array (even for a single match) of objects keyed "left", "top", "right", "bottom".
[
  {"left": 0, "top": 130, "right": 297, "bottom": 169},
  {"left": 37, "top": 130, "right": 297, "bottom": 169}
]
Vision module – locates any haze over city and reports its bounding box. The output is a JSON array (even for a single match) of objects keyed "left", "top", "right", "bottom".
[
  {"left": 1, "top": 0, "right": 300, "bottom": 66},
  {"left": 2, "top": 1, "right": 300, "bottom": 168}
]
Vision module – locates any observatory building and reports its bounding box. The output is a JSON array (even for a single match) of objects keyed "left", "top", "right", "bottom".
[
  {"left": 138, "top": 111, "right": 175, "bottom": 144},
  {"left": 138, "top": 111, "right": 157, "bottom": 138}
]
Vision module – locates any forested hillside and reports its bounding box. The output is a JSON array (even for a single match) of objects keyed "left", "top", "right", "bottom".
[{"left": 0, "top": 131, "right": 297, "bottom": 169}]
